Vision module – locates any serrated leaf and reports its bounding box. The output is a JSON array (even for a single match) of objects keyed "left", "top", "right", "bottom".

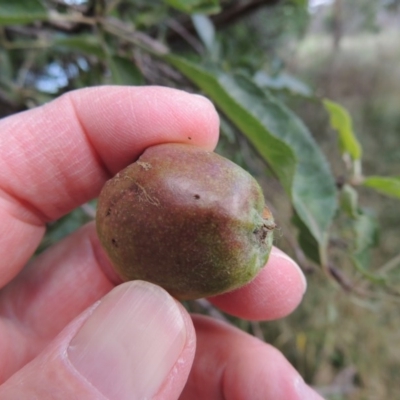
[
  {"left": 323, "top": 99, "right": 362, "bottom": 161},
  {"left": 167, "top": 55, "right": 337, "bottom": 248},
  {"left": 0, "top": 0, "right": 47, "bottom": 25},
  {"left": 53, "top": 35, "right": 105, "bottom": 59},
  {"left": 164, "top": 0, "right": 220, "bottom": 14},
  {"left": 108, "top": 56, "right": 144, "bottom": 86},
  {"left": 363, "top": 176, "right": 400, "bottom": 199}
]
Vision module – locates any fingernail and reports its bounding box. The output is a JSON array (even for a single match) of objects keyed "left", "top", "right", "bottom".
[
  {"left": 272, "top": 248, "right": 307, "bottom": 294},
  {"left": 68, "top": 281, "right": 186, "bottom": 400}
]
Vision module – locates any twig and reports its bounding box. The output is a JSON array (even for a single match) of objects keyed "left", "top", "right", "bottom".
[
  {"left": 48, "top": 10, "right": 97, "bottom": 26},
  {"left": 166, "top": 18, "right": 204, "bottom": 55},
  {"left": 281, "top": 228, "right": 316, "bottom": 274},
  {"left": 164, "top": 0, "right": 281, "bottom": 44},
  {"left": 102, "top": 17, "right": 168, "bottom": 56},
  {"left": 211, "top": 0, "right": 281, "bottom": 27},
  {"left": 16, "top": 51, "right": 36, "bottom": 88},
  {"left": 250, "top": 321, "right": 265, "bottom": 341},
  {"left": 377, "top": 253, "right": 400, "bottom": 274},
  {"left": 80, "top": 203, "right": 96, "bottom": 219},
  {"left": 195, "top": 298, "right": 230, "bottom": 323},
  {"left": 328, "top": 263, "right": 354, "bottom": 292}
]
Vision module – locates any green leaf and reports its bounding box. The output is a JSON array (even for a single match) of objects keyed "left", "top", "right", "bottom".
[
  {"left": 323, "top": 99, "right": 362, "bottom": 161},
  {"left": 254, "top": 71, "right": 312, "bottom": 97},
  {"left": 363, "top": 176, "right": 400, "bottom": 199},
  {"left": 167, "top": 55, "right": 337, "bottom": 248},
  {"left": 351, "top": 210, "right": 384, "bottom": 283},
  {"left": 53, "top": 35, "right": 106, "bottom": 59},
  {"left": 108, "top": 56, "right": 144, "bottom": 86},
  {"left": 353, "top": 211, "right": 379, "bottom": 255},
  {"left": 0, "top": 0, "right": 47, "bottom": 25},
  {"left": 163, "top": 0, "right": 220, "bottom": 14},
  {"left": 352, "top": 255, "right": 386, "bottom": 284},
  {"left": 339, "top": 184, "right": 359, "bottom": 218},
  {"left": 292, "top": 213, "right": 321, "bottom": 265}
]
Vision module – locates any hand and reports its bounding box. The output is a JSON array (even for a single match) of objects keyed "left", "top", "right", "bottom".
[{"left": 0, "top": 86, "right": 324, "bottom": 399}]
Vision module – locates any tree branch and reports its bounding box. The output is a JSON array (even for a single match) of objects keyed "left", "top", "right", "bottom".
[
  {"left": 165, "top": 0, "right": 282, "bottom": 44},
  {"left": 211, "top": 0, "right": 282, "bottom": 27}
]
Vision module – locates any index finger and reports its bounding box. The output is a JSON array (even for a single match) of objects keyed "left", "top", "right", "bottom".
[{"left": 0, "top": 86, "right": 219, "bottom": 286}]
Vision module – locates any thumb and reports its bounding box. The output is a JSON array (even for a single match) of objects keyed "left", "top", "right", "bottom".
[{"left": 0, "top": 281, "right": 196, "bottom": 400}]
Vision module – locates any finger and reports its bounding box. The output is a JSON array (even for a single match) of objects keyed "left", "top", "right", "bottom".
[
  {"left": 208, "top": 247, "right": 307, "bottom": 320},
  {"left": 180, "top": 315, "right": 324, "bottom": 400},
  {"left": 0, "top": 222, "right": 116, "bottom": 382},
  {"left": 0, "top": 86, "right": 219, "bottom": 286},
  {"left": 0, "top": 282, "right": 196, "bottom": 400}
]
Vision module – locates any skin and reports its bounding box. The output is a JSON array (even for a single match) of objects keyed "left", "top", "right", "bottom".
[
  {"left": 0, "top": 86, "right": 324, "bottom": 399},
  {"left": 96, "top": 143, "right": 275, "bottom": 300}
]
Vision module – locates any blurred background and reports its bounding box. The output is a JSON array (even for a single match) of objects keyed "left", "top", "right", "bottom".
[{"left": 1, "top": 1, "right": 400, "bottom": 398}]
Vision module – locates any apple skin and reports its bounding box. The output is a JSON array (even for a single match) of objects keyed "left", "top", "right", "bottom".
[{"left": 96, "top": 143, "right": 275, "bottom": 300}]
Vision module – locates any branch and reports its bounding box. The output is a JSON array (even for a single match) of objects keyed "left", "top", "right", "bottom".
[
  {"left": 102, "top": 17, "right": 169, "bottom": 56},
  {"left": 211, "top": 0, "right": 282, "bottom": 27},
  {"left": 165, "top": 0, "right": 282, "bottom": 44}
]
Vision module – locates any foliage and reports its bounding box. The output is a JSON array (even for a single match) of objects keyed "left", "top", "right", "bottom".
[{"left": 1, "top": 0, "right": 400, "bottom": 397}]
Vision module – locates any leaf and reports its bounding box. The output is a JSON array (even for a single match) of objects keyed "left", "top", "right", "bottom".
[
  {"left": 353, "top": 210, "right": 379, "bottom": 255},
  {"left": 352, "top": 255, "right": 386, "bottom": 284},
  {"left": 108, "top": 56, "right": 144, "bottom": 86},
  {"left": 167, "top": 55, "right": 337, "bottom": 248},
  {"left": 53, "top": 35, "right": 106, "bottom": 59},
  {"left": 254, "top": 71, "right": 312, "bottom": 97},
  {"left": 339, "top": 184, "right": 359, "bottom": 218},
  {"left": 323, "top": 99, "right": 362, "bottom": 161},
  {"left": 164, "top": 0, "right": 220, "bottom": 14},
  {"left": 351, "top": 210, "right": 384, "bottom": 283},
  {"left": 191, "top": 14, "right": 215, "bottom": 52},
  {"left": 363, "top": 176, "right": 400, "bottom": 199},
  {"left": 292, "top": 212, "right": 321, "bottom": 265},
  {"left": 0, "top": 0, "right": 47, "bottom": 25}
]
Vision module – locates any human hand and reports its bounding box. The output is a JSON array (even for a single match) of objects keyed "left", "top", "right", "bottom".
[{"left": 0, "top": 86, "right": 324, "bottom": 399}]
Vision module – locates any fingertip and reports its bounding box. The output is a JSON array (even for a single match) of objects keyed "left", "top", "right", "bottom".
[
  {"left": 209, "top": 247, "right": 307, "bottom": 320},
  {"left": 68, "top": 86, "right": 220, "bottom": 173},
  {"left": 270, "top": 247, "right": 307, "bottom": 294},
  {"left": 181, "top": 92, "right": 220, "bottom": 149}
]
